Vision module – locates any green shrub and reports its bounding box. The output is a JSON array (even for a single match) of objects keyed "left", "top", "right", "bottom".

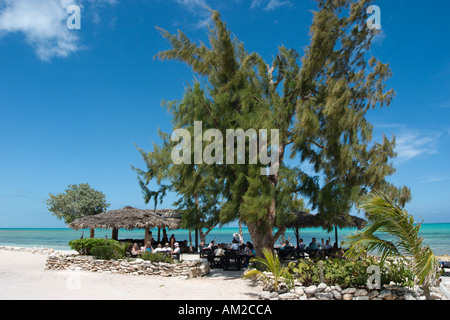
[
  {"left": 68, "top": 238, "right": 121, "bottom": 255},
  {"left": 288, "top": 257, "right": 413, "bottom": 289},
  {"left": 91, "top": 245, "right": 122, "bottom": 260},
  {"left": 141, "top": 251, "right": 174, "bottom": 264}
]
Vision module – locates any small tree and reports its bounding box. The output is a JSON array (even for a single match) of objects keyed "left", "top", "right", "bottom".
[{"left": 46, "top": 183, "right": 110, "bottom": 237}]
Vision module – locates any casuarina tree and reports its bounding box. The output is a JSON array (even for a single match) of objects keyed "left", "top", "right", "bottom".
[{"left": 137, "top": 0, "right": 410, "bottom": 256}]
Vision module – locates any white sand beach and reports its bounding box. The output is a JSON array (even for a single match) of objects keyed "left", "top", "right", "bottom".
[{"left": 0, "top": 249, "right": 261, "bottom": 300}]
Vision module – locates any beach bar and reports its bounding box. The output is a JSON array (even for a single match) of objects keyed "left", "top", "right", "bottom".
[{"left": 68, "top": 206, "right": 181, "bottom": 244}]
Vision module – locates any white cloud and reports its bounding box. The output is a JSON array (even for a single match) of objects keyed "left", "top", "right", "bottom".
[
  {"left": 0, "top": 0, "right": 116, "bottom": 61},
  {"left": 394, "top": 129, "right": 440, "bottom": 164},
  {"left": 173, "top": 0, "right": 212, "bottom": 30},
  {"left": 0, "top": 0, "right": 80, "bottom": 61},
  {"left": 251, "top": 0, "right": 292, "bottom": 11}
]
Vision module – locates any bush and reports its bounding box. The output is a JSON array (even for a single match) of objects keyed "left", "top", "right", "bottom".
[
  {"left": 91, "top": 245, "right": 122, "bottom": 260},
  {"left": 288, "top": 257, "right": 414, "bottom": 289},
  {"left": 68, "top": 238, "right": 121, "bottom": 255},
  {"left": 141, "top": 251, "right": 174, "bottom": 264}
]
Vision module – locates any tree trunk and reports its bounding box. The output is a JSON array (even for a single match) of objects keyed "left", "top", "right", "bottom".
[
  {"left": 199, "top": 225, "right": 216, "bottom": 246},
  {"left": 239, "top": 220, "right": 244, "bottom": 244},
  {"left": 90, "top": 228, "right": 95, "bottom": 238},
  {"left": 247, "top": 222, "right": 275, "bottom": 257},
  {"left": 195, "top": 228, "right": 199, "bottom": 253},
  {"left": 144, "top": 226, "right": 150, "bottom": 244},
  {"left": 334, "top": 226, "right": 339, "bottom": 248},
  {"left": 188, "top": 229, "right": 193, "bottom": 253},
  {"left": 112, "top": 228, "right": 118, "bottom": 240}
]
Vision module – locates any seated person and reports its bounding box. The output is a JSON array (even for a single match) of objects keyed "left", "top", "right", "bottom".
[
  {"left": 144, "top": 241, "right": 153, "bottom": 252},
  {"left": 242, "top": 243, "right": 255, "bottom": 268},
  {"left": 172, "top": 242, "right": 181, "bottom": 259},
  {"left": 323, "top": 239, "right": 333, "bottom": 251},
  {"left": 280, "top": 239, "right": 294, "bottom": 250},
  {"left": 297, "top": 239, "right": 306, "bottom": 250},
  {"left": 153, "top": 244, "right": 164, "bottom": 253},
  {"left": 214, "top": 244, "right": 225, "bottom": 257},
  {"left": 243, "top": 242, "right": 255, "bottom": 256},
  {"left": 308, "top": 237, "right": 320, "bottom": 251},
  {"left": 230, "top": 238, "right": 240, "bottom": 251},
  {"left": 163, "top": 242, "right": 173, "bottom": 253},
  {"left": 131, "top": 243, "right": 141, "bottom": 256},
  {"left": 207, "top": 240, "right": 216, "bottom": 249}
]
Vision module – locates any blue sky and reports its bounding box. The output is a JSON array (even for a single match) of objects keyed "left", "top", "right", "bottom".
[{"left": 0, "top": 0, "right": 449, "bottom": 228}]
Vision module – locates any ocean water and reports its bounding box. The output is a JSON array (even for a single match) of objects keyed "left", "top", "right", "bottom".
[{"left": 0, "top": 223, "right": 449, "bottom": 256}]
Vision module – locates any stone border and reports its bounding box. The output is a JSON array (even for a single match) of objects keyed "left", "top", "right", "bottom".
[
  {"left": 255, "top": 278, "right": 449, "bottom": 301},
  {"left": 46, "top": 254, "right": 209, "bottom": 279}
]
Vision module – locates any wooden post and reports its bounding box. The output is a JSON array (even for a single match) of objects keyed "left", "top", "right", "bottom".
[
  {"left": 144, "top": 226, "right": 150, "bottom": 244},
  {"left": 112, "top": 228, "right": 118, "bottom": 240}
]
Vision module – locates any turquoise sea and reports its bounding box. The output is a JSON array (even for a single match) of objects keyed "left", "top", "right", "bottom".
[{"left": 1, "top": 223, "right": 450, "bottom": 256}]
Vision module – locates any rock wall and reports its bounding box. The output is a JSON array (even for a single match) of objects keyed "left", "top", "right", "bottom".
[
  {"left": 256, "top": 277, "right": 449, "bottom": 300},
  {"left": 45, "top": 254, "right": 208, "bottom": 279}
]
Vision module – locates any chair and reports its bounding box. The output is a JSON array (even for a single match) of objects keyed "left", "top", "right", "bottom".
[
  {"left": 222, "top": 250, "right": 241, "bottom": 271},
  {"left": 278, "top": 248, "right": 295, "bottom": 262},
  {"left": 207, "top": 251, "right": 223, "bottom": 269}
]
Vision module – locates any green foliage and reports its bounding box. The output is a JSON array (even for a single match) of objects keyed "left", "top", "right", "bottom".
[
  {"left": 46, "top": 183, "right": 109, "bottom": 224},
  {"left": 288, "top": 257, "right": 414, "bottom": 288},
  {"left": 141, "top": 251, "right": 174, "bottom": 264},
  {"left": 68, "top": 238, "right": 120, "bottom": 255},
  {"left": 91, "top": 245, "right": 122, "bottom": 260},
  {"left": 243, "top": 248, "right": 294, "bottom": 291},
  {"left": 345, "top": 191, "right": 440, "bottom": 293}
]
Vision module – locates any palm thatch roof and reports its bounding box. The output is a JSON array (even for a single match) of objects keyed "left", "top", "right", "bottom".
[
  {"left": 68, "top": 206, "right": 181, "bottom": 231},
  {"left": 316, "top": 214, "right": 367, "bottom": 231},
  {"left": 283, "top": 211, "right": 322, "bottom": 229}
]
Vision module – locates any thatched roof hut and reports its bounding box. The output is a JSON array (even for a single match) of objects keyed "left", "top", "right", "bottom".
[
  {"left": 284, "top": 211, "right": 321, "bottom": 229},
  {"left": 281, "top": 211, "right": 322, "bottom": 248},
  {"left": 315, "top": 214, "right": 367, "bottom": 247},
  {"left": 280, "top": 211, "right": 367, "bottom": 248},
  {"left": 69, "top": 206, "right": 181, "bottom": 241}
]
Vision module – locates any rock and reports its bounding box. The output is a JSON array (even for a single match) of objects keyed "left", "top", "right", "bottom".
[
  {"left": 317, "top": 283, "right": 327, "bottom": 292},
  {"left": 334, "top": 284, "right": 342, "bottom": 292},
  {"left": 259, "top": 292, "right": 271, "bottom": 300},
  {"left": 295, "top": 287, "right": 305, "bottom": 296},
  {"left": 343, "top": 293, "right": 353, "bottom": 301},
  {"left": 331, "top": 290, "right": 342, "bottom": 300},
  {"left": 315, "top": 292, "right": 334, "bottom": 300},
  {"left": 305, "top": 285, "right": 317, "bottom": 295},
  {"left": 378, "top": 289, "right": 392, "bottom": 299},
  {"left": 269, "top": 292, "right": 279, "bottom": 299},
  {"left": 368, "top": 290, "right": 379, "bottom": 299},
  {"left": 342, "top": 288, "right": 357, "bottom": 294},
  {"left": 354, "top": 289, "right": 368, "bottom": 297},
  {"left": 353, "top": 296, "right": 369, "bottom": 300},
  {"left": 404, "top": 293, "right": 416, "bottom": 301},
  {"left": 430, "top": 292, "right": 443, "bottom": 300}
]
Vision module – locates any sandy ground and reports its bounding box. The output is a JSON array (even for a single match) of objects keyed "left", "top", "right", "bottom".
[{"left": 0, "top": 250, "right": 262, "bottom": 300}]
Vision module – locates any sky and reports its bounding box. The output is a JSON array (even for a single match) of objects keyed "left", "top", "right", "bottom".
[{"left": 0, "top": 0, "right": 449, "bottom": 228}]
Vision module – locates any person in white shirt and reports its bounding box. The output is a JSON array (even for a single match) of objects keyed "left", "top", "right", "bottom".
[
  {"left": 153, "top": 244, "right": 164, "bottom": 253},
  {"left": 172, "top": 242, "right": 181, "bottom": 259},
  {"left": 163, "top": 242, "right": 173, "bottom": 253}
]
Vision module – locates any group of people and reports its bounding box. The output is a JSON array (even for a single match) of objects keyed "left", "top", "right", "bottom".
[
  {"left": 203, "top": 234, "right": 256, "bottom": 268},
  {"left": 279, "top": 236, "right": 344, "bottom": 258},
  {"left": 131, "top": 241, "right": 181, "bottom": 259}
]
